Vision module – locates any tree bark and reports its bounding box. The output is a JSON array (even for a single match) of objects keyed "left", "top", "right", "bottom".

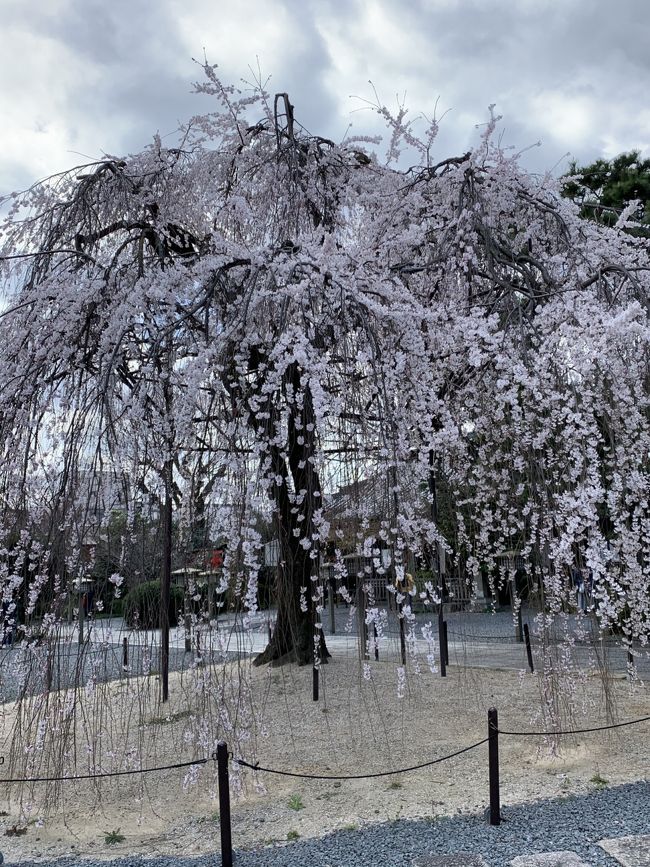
[{"left": 253, "top": 365, "right": 329, "bottom": 666}]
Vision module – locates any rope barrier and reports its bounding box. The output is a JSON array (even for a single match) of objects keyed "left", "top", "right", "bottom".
[
  {"left": 234, "top": 738, "right": 489, "bottom": 780},
  {"left": 497, "top": 714, "right": 650, "bottom": 737},
  {"left": 0, "top": 754, "right": 215, "bottom": 784}
]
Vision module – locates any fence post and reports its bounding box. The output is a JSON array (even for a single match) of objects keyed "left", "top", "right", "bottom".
[
  {"left": 122, "top": 637, "right": 128, "bottom": 670},
  {"left": 329, "top": 577, "right": 336, "bottom": 634},
  {"left": 438, "top": 601, "right": 446, "bottom": 678},
  {"left": 443, "top": 620, "right": 449, "bottom": 666},
  {"left": 313, "top": 664, "right": 319, "bottom": 701},
  {"left": 184, "top": 593, "right": 192, "bottom": 653},
  {"left": 359, "top": 586, "right": 368, "bottom": 660},
  {"left": 398, "top": 606, "right": 407, "bottom": 667},
  {"left": 373, "top": 623, "right": 379, "bottom": 661},
  {"left": 216, "top": 742, "right": 233, "bottom": 867},
  {"left": 488, "top": 707, "right": 500, "bottom": 826},
  {"left": 523, "top": 624, "right": 534, "bottom": 673}
]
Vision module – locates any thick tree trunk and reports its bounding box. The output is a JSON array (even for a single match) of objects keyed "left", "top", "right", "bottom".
[{"left": 254, "top": 367, "right": 330, "bottom": 667}]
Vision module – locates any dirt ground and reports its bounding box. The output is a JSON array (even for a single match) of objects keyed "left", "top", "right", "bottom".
[{"left": 0, "top": 656, "right": 648, "bottom": 862}]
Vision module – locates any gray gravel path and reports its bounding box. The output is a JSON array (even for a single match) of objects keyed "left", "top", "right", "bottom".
[{"left": 5, "top": 781, "right": 648, "bottom": 867}]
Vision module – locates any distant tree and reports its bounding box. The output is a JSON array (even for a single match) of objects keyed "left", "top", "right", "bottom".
[{"left": 562, "top": 150, "right": 650, "bottom": 234}]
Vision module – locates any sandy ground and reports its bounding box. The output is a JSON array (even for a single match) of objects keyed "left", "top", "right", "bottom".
[{"left": 0, "top": 655, "right": 648, "bottom": 862}]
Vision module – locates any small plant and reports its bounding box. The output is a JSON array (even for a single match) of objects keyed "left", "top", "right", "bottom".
[
  {"left": 590, "top": 773, "right": 608, "bottom": 788},
  {"left": 342, "top": 822, "right": 358, "bottom": 831},
  {"left": 104, "top": 829, "right": 125, "bottom": 846},
  {"left": 288, "top": 794, "right": 304, "bottom": 811},
  {"left": 286, "top": 830, "right": 300, "bottom": 841},
  {"left": 387, "top": 780, "right": 403, "bottom": 790},
  {"left": 559, "top": 775, "right": 571, "bottom": 791}
]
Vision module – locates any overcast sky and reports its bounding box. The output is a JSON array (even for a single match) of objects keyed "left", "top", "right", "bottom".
[{"left": 2, "top": 0, "right": 650, "bottom": 194}]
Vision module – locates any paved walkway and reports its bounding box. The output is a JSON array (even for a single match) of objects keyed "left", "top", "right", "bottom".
[{"left": 34, "top": 605, "right": 649, "bottom": 679}]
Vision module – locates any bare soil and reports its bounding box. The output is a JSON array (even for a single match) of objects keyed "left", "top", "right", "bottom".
[{"left": 0, "top": 657, "right": 648, "bottom": 861}]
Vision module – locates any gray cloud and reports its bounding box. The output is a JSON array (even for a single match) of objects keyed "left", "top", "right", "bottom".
[{"left": 2, "top": 0, "right": 649, "bottom": 196}]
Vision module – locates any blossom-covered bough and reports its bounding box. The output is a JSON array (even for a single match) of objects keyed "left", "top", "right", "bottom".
[{"left": 0, "top": 67, "right": 649, "bottom": 799}]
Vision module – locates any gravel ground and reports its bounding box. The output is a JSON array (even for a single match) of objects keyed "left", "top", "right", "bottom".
[{"left": 5, "top": 781, "right": 648, "bottom": 867}]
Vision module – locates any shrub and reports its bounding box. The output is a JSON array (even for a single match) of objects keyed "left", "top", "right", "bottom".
[{"left": 123, "top": 581, "right": 183, "bottom": 629}]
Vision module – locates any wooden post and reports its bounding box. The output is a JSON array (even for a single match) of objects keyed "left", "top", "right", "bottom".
[
  {"left": 488, "top": 707, "right": 500, "bottom": 826},
  {"left": 443, "top": 620, "right": 449, "bottom": 666},
  {"left": 398, "top": 599, "right": 407, "bottom": 667},
  {"left": 78, "top": 589, "right": 85, "bottom": 646},
  {"left": 359, "top": 585, "right": 368, "bottom": 660},
  {"left": 160, "top": 457, "right": 172, "bottom": 703},
  {"left": 523, "top": 623, "right": 534, "bottom": 673},
  {"left": 160, "top": 341, "right": 173, "bottom": 704},
  {"left": 184, "top": 592, "right": 192, "bottom": 653},
  {"left": 438, "top": 600, "right": 446, "bottom": 677},
  {"left": 216, "top": 742, "right": 233, "bottom": 867}
]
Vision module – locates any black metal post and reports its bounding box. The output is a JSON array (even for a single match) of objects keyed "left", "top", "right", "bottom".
[
  {"left": 360, "top": 587, "right": 369, "bottom": 660},
  {"left": 216, "top": 741, "right": 233, "bottom": 867},
  {"left": 516, "top": 605, "right": 524, "bottom": 643},
  {"left": 627, "top": 649, "right": 634, "bottom": 674},
  {"left": 373, "top": 623, "right": 379, "bottom": 661},
  {"left": 398, "top": 601, "right": 407, "bottom": 667},
  {"left": 488, "top": 707, "right": 500, "bottom": 826},
  {"left": 122, "top": 637, "right": 128, "bottom": 670},
  {"left": 438, "top": 601, "right": 446, "bottom": 677},
  {"left": 442, "top": 620, "right": 449, "bottom": 665},
  {"left": 523, "top": 623, "right": 534, "bottom": 673},
  {"left": 184, "top": 593, "right": 192, "bottom": 653},
  {"left": 313, "top": 665, "right": 319, "bottom": 701}
]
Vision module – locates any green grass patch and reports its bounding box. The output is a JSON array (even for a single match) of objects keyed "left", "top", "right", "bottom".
[
  {"left": 288, "top": 794, "right": 304, "bottom": 811},
  {"left": 104, "top": 829, "right": 125, "bottom": 845}
]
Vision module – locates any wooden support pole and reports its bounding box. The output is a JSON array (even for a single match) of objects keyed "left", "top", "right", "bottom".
[
  {"left": 216, "top": 742, "right": 233, "bottom": 867},
  {"left": 523, "top": 623, "right": 534, "bottom": 673},
  {"left": 438, "top": 600, "right": 446, "bottom": 678},
  {"left": 184, "top": 593, "right": 192, "bottom": 653},
  {"left": 488, "top": 707, "right": 500, "bottom": 826},
  {"left": 443, "top": 620, "right": 449, "bottom": 667}
]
